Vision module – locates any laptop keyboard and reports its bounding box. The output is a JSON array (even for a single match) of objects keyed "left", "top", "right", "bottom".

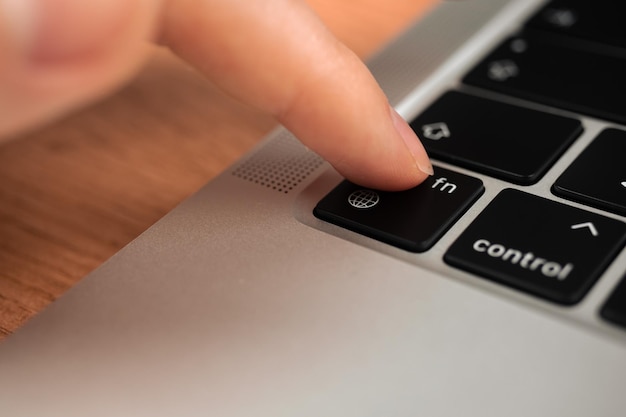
[{"left": 314, "top": 1, "right": 626, "bottom": 328}]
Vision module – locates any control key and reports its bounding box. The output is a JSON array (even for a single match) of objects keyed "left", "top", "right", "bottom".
[{"left": 445, "top": 189, "right": 626, "bottom": 304}]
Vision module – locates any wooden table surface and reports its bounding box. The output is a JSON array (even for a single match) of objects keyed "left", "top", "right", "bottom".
[{"left": 0, "top": 0, "right": 435, "bottom": 339}]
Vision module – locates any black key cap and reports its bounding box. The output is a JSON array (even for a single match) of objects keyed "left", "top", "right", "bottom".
[
  {"left": 553, "top": 129, "right": 626, "bottom": 216},
  {"left": 601, "top": 275, "right": 626, "bottom": 329},
  {"left": 445, "top": 189, "right": 626, "bottom": 305},
  {"left": 526, "top": 0, "right": 626, "bottom": 50},
  {"left": 463, "top": 35, "right": 626, "bottom": 125},
  {"left": 410, "top": 91, "right": 582, "bottom": 184},
  {"left": 313, "top": 167, "right": 484, "bottom": 253}
]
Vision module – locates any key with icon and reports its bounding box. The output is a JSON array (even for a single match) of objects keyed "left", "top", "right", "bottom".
[{"left": 314, "top": 167, "right": 484, "bottom": 252}]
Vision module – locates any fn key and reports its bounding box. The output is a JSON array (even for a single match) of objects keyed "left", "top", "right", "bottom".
[
  {"left": 314, "top": 167, "right": 483, "bottom": 252},
  {"left": 445, "top": 189, "right": 626, "bottom": 305}
]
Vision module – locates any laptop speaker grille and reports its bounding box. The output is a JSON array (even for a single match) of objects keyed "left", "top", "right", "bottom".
[{"left": 232, "top": 130, "right": 325, "bottom": 194}]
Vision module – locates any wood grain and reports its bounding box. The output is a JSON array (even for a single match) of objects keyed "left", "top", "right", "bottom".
[{"left": 0, "top": 0, "right": 435, "bottom": 339}]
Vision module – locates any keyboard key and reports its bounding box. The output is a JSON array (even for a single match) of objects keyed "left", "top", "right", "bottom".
[
  {"left": 314, "top": 167, "right": 484, "bottom": 252},
  {"left": 445, "top": 189, "right": 626, "bottom": 305},
  {"left": 526, "top": 0, "right": 626, "bottom": 50},
  {"left": 410, "top": 91, "right": 582, "bottom": 185},
  {"left": 601, "top": 274, "right": 626, "bottom": 329},
  {"left": 553, "top": 129, "right": 626, "bottom": 216},
  {"left": 463, "top": 35, "right": 626, "bottom": 125}
]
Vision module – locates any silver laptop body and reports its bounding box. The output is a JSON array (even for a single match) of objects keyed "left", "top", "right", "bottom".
[{"left": 1, "top": 0, "right": 625, "bottom": 415}]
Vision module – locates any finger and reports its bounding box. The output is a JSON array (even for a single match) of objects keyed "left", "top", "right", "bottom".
[
  {"left": 0, "top": 0, "right": 160, "bottom": 140},
  {"left": 160, "top": 0, "right": 433, "bottom": 190}
]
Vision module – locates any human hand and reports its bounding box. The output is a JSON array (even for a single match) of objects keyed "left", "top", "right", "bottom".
[{"left": 0, "top": 0, "right": 432, "bottom": 190}]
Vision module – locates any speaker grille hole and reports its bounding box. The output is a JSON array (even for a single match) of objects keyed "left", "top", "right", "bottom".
[{"left": 232, "top": 131, "right": 324, "bottom": 194}]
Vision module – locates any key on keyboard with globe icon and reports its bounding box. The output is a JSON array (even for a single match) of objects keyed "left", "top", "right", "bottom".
[{"left": 313, "top": 166, "right": 484, "bottom": 252}]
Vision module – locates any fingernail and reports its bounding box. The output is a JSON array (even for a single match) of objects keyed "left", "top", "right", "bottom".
[
  {"left": 390, "top": 106, "right": 434, "bottom": 176},
  {"left": 27, "top": 0, "right": 88, "bottom": 63},
  {"left": 0, "top": 0, "right": 35, "bottom": 52},
  {"left": 6, "top": 0, "right": 129, "bottom": 65}
]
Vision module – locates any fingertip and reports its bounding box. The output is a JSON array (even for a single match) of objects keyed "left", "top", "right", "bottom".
[
  {"left": 289, "top": 95, "right": 432, "bottom": 192},
  {"left": 340, "top": 170, "right": 431, "bottom": 192},
  {"left": 333, "top": 149, "right": 431, "bottom": 192}
]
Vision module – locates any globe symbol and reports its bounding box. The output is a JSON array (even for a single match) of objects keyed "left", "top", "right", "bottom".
[{"left": 348, "top": 189, "right": 380, "bottom": 209}]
